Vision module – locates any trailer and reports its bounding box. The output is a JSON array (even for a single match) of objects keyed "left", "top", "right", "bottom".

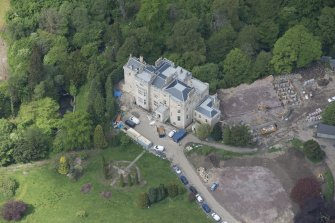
[
  {"left": 126, "top": 128, "right": 141, "bottom": 140},
  {"left": 172, "top": 129, "right": 187, "bottom": 143},
  {"left": 137, "top": 136, "right": 153, "bottom": 149}
]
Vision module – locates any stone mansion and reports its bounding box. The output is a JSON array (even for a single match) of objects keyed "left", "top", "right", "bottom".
[{"left": 122, "top": 55, "right": 221, "bottom": 129}]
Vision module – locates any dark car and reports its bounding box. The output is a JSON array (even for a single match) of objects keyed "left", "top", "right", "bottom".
[
  {"left": 125, "top": 119, "right": 136, "bottom": 128},
  {"left": 180, "top": 176, "right": 189, "bottom": 185},
  {"left": 211, "top": 183, "right": 219, "bottom": 191},
  {"left": 189, "top": 186, "right": 198, "bottom": 195},
  {"left": 202, "top": 203, "right": 211, "bottom": 213}
]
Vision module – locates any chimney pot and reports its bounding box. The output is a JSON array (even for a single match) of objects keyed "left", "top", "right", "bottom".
[{"left": 140, "top": 56, "right": 144, "bottom": 63}]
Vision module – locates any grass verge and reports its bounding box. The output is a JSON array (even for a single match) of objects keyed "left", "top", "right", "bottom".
[
  {"left": 185, "top": 145, "right": 254, "bottom": 160},
  {"left": 0, "top": 0, "right": 10, "bottom": 29},
  {"left": 323, "top": 170, "right": 334, "bottom": 201},
  {"left": 0, "top": 144, "right": 211, "bottom": 223}
]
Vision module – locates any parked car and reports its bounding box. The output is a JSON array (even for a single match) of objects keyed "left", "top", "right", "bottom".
[
  {"left": 211, "top": 213, "right": 221, "bottom": 222},
  {"left": 129, "top": 116, "right": 140, "bottom": 124},
  {"left": 189, "top": 186, "right": 198, "bottom": 195},
  {"left": 153, "top": 145, "right": 165, "bottom": 152},
  {"left": 180, "top": 176, "right": 188, "bottom": 185},
  {"left": 172, "top": 129, "right": 187, "bottom": 143},
  {"left": 211, "top": 182, "right": 219, "bottom": 191},
  {"left": 168, "top": 129, "right": 177, "bottom": 138},
  {"left": 157, "top": 126, "right": 166, "bottom": 138},
  {"left": 202, "top": 203, "right": 211, "bottom": 213},
  {"left": 172, "top": 165, "right": 182, "bottom": 174},
  {"left": 125, "top": 120, "right": 136, "bottom": 128},
  {"left": 195, "top": 194, "right": 203, "bottom": 203}
]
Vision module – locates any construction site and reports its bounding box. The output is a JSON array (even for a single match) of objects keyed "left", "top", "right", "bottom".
[{"left": 218, "top": 63, "right": 335, "bottom": 148}]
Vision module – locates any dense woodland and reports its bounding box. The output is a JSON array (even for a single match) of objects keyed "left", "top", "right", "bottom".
[{"left": 1, "top": 0, "right": 335, "bottom": 167}]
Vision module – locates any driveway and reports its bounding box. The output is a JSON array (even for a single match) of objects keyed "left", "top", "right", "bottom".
[{"left": 126, "top": 108, "right": 242, "bottom": 223}]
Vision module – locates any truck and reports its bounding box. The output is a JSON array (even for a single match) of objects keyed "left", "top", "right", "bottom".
[
  {"left": 157, "top": 126, "right": 166, "bottom": 138},
  {"left": 172, "top": 129, "right": 187, "bottom": 143},
  {"left": 260, "top": 124, "right": 277, "bottom": 135}
]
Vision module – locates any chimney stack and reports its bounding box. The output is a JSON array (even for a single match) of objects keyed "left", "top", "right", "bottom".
[
  {"left": 140, "top": 55, "right": 144, "bottom": 63},
  {"left": 129, "top": 53, "right": 132, "bottom": 58}
]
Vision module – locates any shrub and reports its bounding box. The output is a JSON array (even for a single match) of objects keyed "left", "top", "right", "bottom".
[
  {"left": 58, "top": 156, "right": 69, "bottom": 175},
  {"left": 80, "top": 183, "right": 92, "bottom": 194},
  {"left": 156, "top": 184, "right": 167, "bottom": 202},
  {"left": 187, "top": 192, "right": 195, "bottom": 202},
  {"left": 148, "top": 187, "right": 157, "bottom": 204},
  {"left": 0, "top": 177, "right": 18, "bottom": 200},
  {"left": 196, "top": 124, "right": 211, "bottom": 140},
  {"left": 303, "top": 140, "right": 325, "bottom": 163},
  {"left": 166, "top": 183, "right": 178, "bottom": 198},
  {"left": 120, "top": 133, "right": 131, "bottom": 147},
  {"left": 76, "top": 210, "right": 87, "bottom": 218},
  {"left": 178, "top": 185, "right": 187, "bottom": 195},
  {"left": 127, "top": 174, "right": 133, "bottom": 186},
  {"left": 119, "top": 174, "right": 125, "bottom": 187},
  {"left": 223, "top": 125, "right": 253, "bottom": 147},
  {"left": 134, "top": 171, "right": 140, "bottom": 185},
  {"left": 291, "top": 177, "right": 321, "bottom": 207},
  {"left": 137, "top": 192, "right": 149, "bottom": 208},
  {"left": 1, "top": 200, "right": 28, "bottom": 221},
  {"left": 211, "top": 123, "right": 223, "bottom": 141}
]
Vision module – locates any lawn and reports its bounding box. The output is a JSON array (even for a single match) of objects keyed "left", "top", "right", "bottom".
[
  {"left": 323, "top": 170, "right": 334, "bottom": 202},
  {"left": 0, "top": 0, "right": 10, "bottom": 29},
  {"left": 186, "top": 145, "right": 255, "bottom": 160},
  {"left": 0, "top": 144, "right": 211, "bottom": 223}
]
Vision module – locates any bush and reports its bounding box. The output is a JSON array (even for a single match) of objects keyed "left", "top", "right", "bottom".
[
  {"left": 0, "top": 177, "right": 18, "bottom": 200},
  {"left": 137, "top": 192, "right": 149, "bottom": 208},
  {"left": 166, "top": 183, "right": 178, "bottom": 198},
  {"left": 178, "top": 185, "right": 187, "bottom": 195},
  {"left": 76, "top": 210, "right": 87, "bottom": 218},
  {"left": 291, "top": 177, "right": 321, "bottom": 207},
  {"left": 322, "top": 102, "right": 335, "bottom": 125},
  {"left": 303, "top": 140, "right": 325, "bottom": 163},
  {"left": 1, "top": 200, "right": 28, "bottom": 221},
  {"left": 196, "top": 124, "right": 211, "bottom": 140},
  {"left": 187, "top": 192, "right": 195, "bottom": 202},
  {"left": 58, "top": 156, "right": 69, "bottom": 175},
  {"left": 223, "top": 125, "right": 253, "bottom": 147},
  {"left": 120, "top": 133, "right": 131, "bottom": 147},
  {"left": 211, "top": 123, "right": 223, "bottom": 141}
]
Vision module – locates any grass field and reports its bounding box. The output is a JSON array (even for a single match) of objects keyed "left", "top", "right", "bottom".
[
  {"left": 0, "top": 0, "right": 10, "bottom": 29},
  {"left": 186, "top": 145, "right": 255, "bottom": 160},
  {"left": 0, "top": 144, "right": 211, "bottom": 223},
  {"left": 323, "top": 170, "right": 334, "bottom": 202}
]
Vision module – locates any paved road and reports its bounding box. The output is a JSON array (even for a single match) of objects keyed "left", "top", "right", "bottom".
[{"left": 129, "top": 110, "right": 243, "bottom": 223}]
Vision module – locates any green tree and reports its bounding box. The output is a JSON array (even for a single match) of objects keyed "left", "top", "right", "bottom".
[
  {"left": 16, "top": 97, "right": 60, "bottom": 135},
  {"left": 53, "top": 111, "right": 92, "bottom": 152},
  {"left": 252, "top": 51, "right": 274, "bottom": 80},
  {"left": 211, "top": 123, "right": 223, "bottom": 141},
  {"left": 318, "top": 7, "right": 335, "bottom": 52},
  {"left": 0, "top": 177, "right": 18, "bottom": 199},
  {"left": 94, "top": 125, "right": 107, "bottom": 149},
  {"left": 0, "top": 83, "right": 12, "bottom": 118},
  {"left": 58, "top": 156, "right": 69, "bottom": 175},
  {"left": 127, "top": 174, "right": 133, "bottom": 186},
  {"left": 119, "top": 174, "right": 125, "bottom": 187},
  {"left": 39, "top": 7, "right": 68, "bottom": 35},
  {"left": 236, "top": 25, "right": 260, "bottom": 57},
  {"left": 322, "top": 102, "right": 335, "bottom": 125},
  {"left": 271, "top": 25, "right": 322, "bottom": 73},
  {"left": 196, "top": 124, "right": 211, "bottom": 140},
  {"left": 192, "top": 63, "right": 219, "bottom": 93},
  {"left": 12, "top": 127, "right": 51, "bottom": 163},
  {"left": 136, "top": 0, "right": 167, "bottom": 30},
  {"left": 223, "top": 48, "right": 251, "bottom": 87},
  {"left": 223, "top": 125, "right": 253, "bottom": 147},
  {"left": 105, "top": 75, "right": 117, "bottom": 125},
  {"left": 258, "top": 20, "right": 279, "bottom": 50},
  {"left": 303, "top": 140, "right": 325, "bottom": 163},
  {"left": 69, "top": 81, "right": 77, "bottom": 112},
  {"left": 206, "top": 25, "right": 236, "bottom": 63},
  {"left": 137, "top": 192, "right": 149, "bottom": 208}
]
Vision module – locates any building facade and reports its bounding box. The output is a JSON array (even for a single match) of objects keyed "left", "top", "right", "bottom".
[{"left": 123, "top": 56, "right": 221, "bottom": 128}]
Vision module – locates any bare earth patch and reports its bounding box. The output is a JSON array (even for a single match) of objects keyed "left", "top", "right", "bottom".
[
  {"left": 210, "top": 166, "right": 294, "bottom": 223},
  {"left": 80, "top": 183, "right": 92, "bottom": 194}
]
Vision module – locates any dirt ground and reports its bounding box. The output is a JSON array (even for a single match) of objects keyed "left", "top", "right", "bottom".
[
  {"left": 218, "top": 65, "right": 335, "bottom": 148},
  {"left": 0, "top": 37, "right": 8, "bottom": 81},
  {"left": 188, "top": 149, "right": 327, "bottom": 223}
]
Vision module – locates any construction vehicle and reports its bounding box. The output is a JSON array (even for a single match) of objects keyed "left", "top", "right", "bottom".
[{"left": 260, "top": 124, "right": 277, "bottom": 135}]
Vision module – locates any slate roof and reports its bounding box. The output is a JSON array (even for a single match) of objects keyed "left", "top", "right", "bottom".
[
  {"left": 152, "top": 74, "right": 167, "bottom": 89},
  {"left": 126, "top": 57, "right": 142, "bottom": 71},
  {"left": 195, "top": 96, "right": 220, "bottom": 118},
  {"left": 165, "top": 80, "right": 192, "bottom": 102},
  {"left": 317, "top": 123, "right": 335, "bottom": 136}
]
